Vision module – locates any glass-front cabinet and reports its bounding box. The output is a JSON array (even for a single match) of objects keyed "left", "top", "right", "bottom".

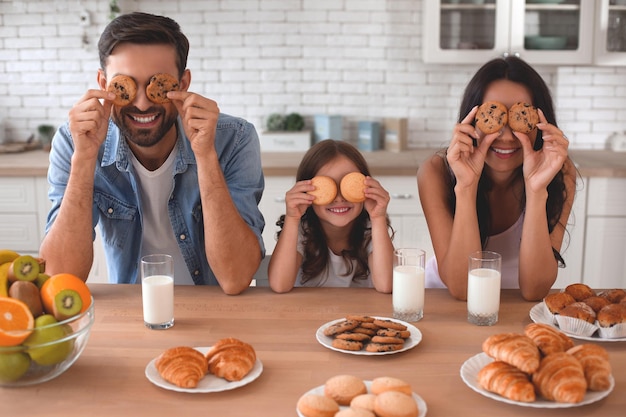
[
  {"left": 595, "top": 0, "right": 626, "bottom": 65},
  {"left": 423, "top": 0, "right": 595, "bottom": 65}
]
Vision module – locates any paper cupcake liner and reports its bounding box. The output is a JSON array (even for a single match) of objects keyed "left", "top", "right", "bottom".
[
  {"left": 597, "top": 322, "right": 626, "bottom": 339},
  {"left": 555, "top": 315, "right": 599, "bottom": 337},
  {"left": 542, "top": 302, "right": 558, "bottom": 325}
]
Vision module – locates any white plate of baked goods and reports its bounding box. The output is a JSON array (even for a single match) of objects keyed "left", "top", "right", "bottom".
[
  {"left": 529, "top": 302, "right": 626, "bottom": 342},
  {"left": 145, "top": 346, "right": 263, "bottom": 393},
  {"left": 460, "top": 352, "right": 614, "bottom": 408},
  {"left": 316, "top": 316, "right": 422, "bottom": 355},
  {"left": 296, "top": 375, "right": 428, "bottom": 417}
]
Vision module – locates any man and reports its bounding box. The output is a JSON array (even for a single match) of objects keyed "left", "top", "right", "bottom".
[{"left": 40, "top": 12, "right": 265, "bottom": 295}]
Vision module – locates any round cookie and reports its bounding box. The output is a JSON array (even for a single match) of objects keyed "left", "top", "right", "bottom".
[
  {"left": 308, "top": 175, "right": 337, "bottom": 205},
  {"left": 331, "top": 339, "right": 364, "bottom": 351},
  {"left": 335, "top": 408, "right": 376, "bottom": 417},
  {"left": 370, "top": 376, "right": 413, "bottom": 396},
  {"left": 323, "top": 319, "right": 360, "bottom": 337},
  {"left": 365, "top": 342, "right": 404, "bottom": 353},
  {"left": 350, "top": 393, "right": 377, "bottom": 413},
  {"left": 107, "top": 74, "right": 137, "bottom": 107},
  {"left": 297, "top": 394, "right": 339, "bottom": 417},
  {"left": 340, "top": 172, "right": 366, "bottom": 203},
  {"left": 146, "top": 73, "right": 180, "bottom": 103},
  {"left": 324, "top": 375, "right": 367, "bottom": 406},
  {"left": 373, "top": 319, "right": 407, "bottom": 331},
  {"left": 508, "top": 102, "right": 539, "bottom": 134},
  {"left": 475, "top": 101, "right": 508, "bottom": 134},
  {"left": 374, "top": 391, "right": 419, "bottom": 417}
]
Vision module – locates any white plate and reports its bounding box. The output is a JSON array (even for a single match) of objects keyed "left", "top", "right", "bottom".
[
  {"left": 529, "top": 302, "right": 626, "bottom": 342},
  {"left": 297, "top": 380, "right": 427, "bottom": 417},
  {"left": 316, "top": 316, "right": 422, "bottom": 356},
  {"left": 460, "top": 352, "right": 614, "bottom": 408},
  {"left": 145, "top": 346, "right": 263, "bottom": 393}
]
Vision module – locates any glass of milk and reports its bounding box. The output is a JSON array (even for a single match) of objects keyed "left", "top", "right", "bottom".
[
  {"left": 467, "top": 251, "right": 501, "bottom": 326},
  {"left": 141, "top": 254, "right": 174, "bottom": 330},
  {"left": 392, "top": 248, "right": 426, "bottom": 322}
]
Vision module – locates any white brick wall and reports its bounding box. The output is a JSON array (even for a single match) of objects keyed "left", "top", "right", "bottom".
[{"left": 0, "top": 0, "right": 625, "bottom": 149}]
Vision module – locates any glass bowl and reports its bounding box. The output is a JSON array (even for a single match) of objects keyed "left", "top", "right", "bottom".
[{"left": 0, "top": 297, "right": 95, "bottom": 387}]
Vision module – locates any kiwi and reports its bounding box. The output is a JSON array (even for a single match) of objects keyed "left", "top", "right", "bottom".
[
  {"left": 53, "top": 289, "right": 83, "bottom": 320},
  {"left": 35, "top": 273, "right": 50, "bottom": 289},
  {"left": 7, "top": 255, "right": 40, "bottom": 282},
  {"left": 8, "top": 280, "right": 44, "bottom": 317}
]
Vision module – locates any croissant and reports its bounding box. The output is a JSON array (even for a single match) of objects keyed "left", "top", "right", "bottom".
[
  {"left": 524, "top": 323, "right": 574, "bottom": 355},
  {"left": 567, "top": 344, "right": 612, "bottom": 391},
  {"left": 205, "top": 338, "right": 257, "bottom": 382},
  {"left": 477, "top": 361, "right": 536, "bottom": 402},
  {"left": 155, "top": 346, "right": 209, "bottom": 388},
  {"left": 532, "top": 352, "right": 587, "bottom": 403},
  {"left": 482, "top": 333, "right": 540, "bottom": 374}
]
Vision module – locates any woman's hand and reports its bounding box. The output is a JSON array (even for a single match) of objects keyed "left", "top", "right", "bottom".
[
  {"left": 515, "top": 109, "right": 569, "bottom": 194},
  {"left": 446, "top": 106, "right": 500, "bottom": 188},
  {"left": 283, "top": 180, "right": 315, "bottom": 220},
  {"left": 363, "top": 176, "right": 390, "bottom": 220}
]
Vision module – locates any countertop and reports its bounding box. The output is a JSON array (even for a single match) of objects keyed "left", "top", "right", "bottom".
[{"left": 1, "top": 148, "right": 626, "bottom": 178}]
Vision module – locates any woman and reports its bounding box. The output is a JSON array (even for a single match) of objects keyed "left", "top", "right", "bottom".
[{"left": 417, "top": 56, "right": 577, "bottom": 301}]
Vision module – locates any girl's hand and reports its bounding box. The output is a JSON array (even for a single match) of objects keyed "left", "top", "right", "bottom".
[
  {"left": 68, "top": 89, "right": 115, "bottom": 159},
  {"left": 446, "top": 106, "right": 500, "bottom": 188},
  {"left": 363, "top": 176, "right": 390, "bottom": 219},
  {"left": 284, "top": 180, "right": 316, "bottom": 220},
  {"left": 515, "top": 109, "right": 569, "bottom": 194}
]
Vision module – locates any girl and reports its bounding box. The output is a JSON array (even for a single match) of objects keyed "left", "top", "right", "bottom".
[
  {"left": 417, "top": 56, "right": 577, "bottom": 301},
  {"left": 268, "top": 139, "right": 394, "bottom": 293}
]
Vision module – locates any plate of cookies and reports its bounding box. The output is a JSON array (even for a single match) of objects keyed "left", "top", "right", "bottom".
[
  {"left": 297, "top": 375, "right": 427, "bottom": 417},
  {"left": 316, "top": 315, "right": 422, "bottom": 355},
  {"left": 530, "top": 284, "right": 626, "bottom": 342},
  {"left": 145, "top": 339, "right": 263, "bottom": 393}
]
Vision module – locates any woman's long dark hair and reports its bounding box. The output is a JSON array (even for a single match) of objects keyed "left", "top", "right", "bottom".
[
  {"left": 276, "top": 139, "right": 394, "bottom": 284},
  {"left": 445, "top": 56, "right": 568, "bottom": 266}
]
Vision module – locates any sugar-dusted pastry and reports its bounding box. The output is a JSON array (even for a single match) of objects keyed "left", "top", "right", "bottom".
[
  {"left": 567, "top": 344, "right": 612, "bottom": 391},
  {"left": 482, "top": 333, "right": 540, "bottom": 374},
  {"left": 524, "top": 323, "right": 573, "bottom": 356},
  {"left": 477, "top": 360, "right": 535, "bottom": 402},
  {"left": 205, "top": 337, "right": 257, "bottom": 382},
  {"left": 532, "top": 352, "right": 587, "bottom": 403},
  {"left": 154, "top": 346, "right": 208, "bottom": 388}
]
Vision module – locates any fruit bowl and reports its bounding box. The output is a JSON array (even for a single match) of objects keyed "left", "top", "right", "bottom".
[{"left": 0, "top": 297, "right": 94, "bottom": 387}]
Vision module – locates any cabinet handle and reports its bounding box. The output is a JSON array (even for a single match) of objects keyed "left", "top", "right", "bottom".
[
  {"left": 273, "top": 197, "right": 286, "bottom": 203},
  {"left": 391, "top": 193, "right": 413, "bottom": 200}
]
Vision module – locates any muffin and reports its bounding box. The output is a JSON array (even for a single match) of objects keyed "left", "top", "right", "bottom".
[
  {"left": 599, "top": 288, "right": 626, "bottom": 304},
  {"left": 582, "top": 296, "right": 610, "bottom": 313},
  {"left": 543, "top": 292, "right": 575, "bottom": 315},
  {"left": 564, "top": 283, "right": 595, "bottom": 302},
  {"left": 596, "top": 303, "right": 626, "bottom": 339},
  {"left": 556, "top": 302, "right": 598, "bottom": 337},
  {"left": 558, "top": 302, "right": 596, "bottom": 324}
]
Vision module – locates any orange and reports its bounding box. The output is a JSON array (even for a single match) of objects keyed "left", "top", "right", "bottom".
[
  {"left": 40, "top": 273, "right": 92, "bottom": 317},
  {"left": 0, "top": 297, "right": 35, "bottom": 346}
]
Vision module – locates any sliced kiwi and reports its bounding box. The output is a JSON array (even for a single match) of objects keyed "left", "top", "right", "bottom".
[
  {"left": 53, "top": 289, "right": 83, "bottom": 320},
  {"left": 7, "top": 255, "right": 40, "bottom": 282},
  {"left": 35, "top": 273, "right": 50, "bottom": 289}
]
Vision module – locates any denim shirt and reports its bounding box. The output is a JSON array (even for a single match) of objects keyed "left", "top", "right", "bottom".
[{"left": 46, "top": 114, "right": 265, "bottom": 284}]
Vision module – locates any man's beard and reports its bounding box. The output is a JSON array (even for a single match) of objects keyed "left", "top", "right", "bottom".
[{"left": 112, "top": 106, "right": 177, "bottom": 148}]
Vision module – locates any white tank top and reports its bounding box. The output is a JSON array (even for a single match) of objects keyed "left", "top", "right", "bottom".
[
  {"left": 130, "top": 148, "right": 195, "bottom": 285},
  {"left": 425, "top": 212, "right": 524, "bottom": 289}
]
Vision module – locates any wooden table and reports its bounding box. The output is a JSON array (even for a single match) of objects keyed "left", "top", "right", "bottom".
[{"left": 1, "top": 285, "right": 623, "bottom": 417}]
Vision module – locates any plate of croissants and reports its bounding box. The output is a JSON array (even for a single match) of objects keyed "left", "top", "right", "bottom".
[
  {"left": 460, "top": 324, "right": 614, "bottom": 408},
  {"left": 145, "top": 338, "right": 263, "bottom": 393}
]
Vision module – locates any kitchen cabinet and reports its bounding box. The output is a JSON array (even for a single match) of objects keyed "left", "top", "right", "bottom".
[
  {"left": 423, "top": 0, "right": 595, "bottom": 65},
  {"left": 554, "top": 177, "right": 586, "bottom": 288},
  {"left": 260, "top": 176, "right": 434, "bottom": 261},
  {"left": 581, "top": 177, "right": 626, "bottom": 288},
  {"left": 594, "top": 0, "right": 626, "bottom": 65}
]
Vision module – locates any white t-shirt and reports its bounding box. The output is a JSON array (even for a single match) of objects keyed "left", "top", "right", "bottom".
[
  {"left": 294, "top": 224, "right": 373, "bottom": 288},
  {"left": 425, "top": 212, "right": 524, "bottom": 289},
  {"left": 130, "top": 147, "right": 195, "bottom": 285}
]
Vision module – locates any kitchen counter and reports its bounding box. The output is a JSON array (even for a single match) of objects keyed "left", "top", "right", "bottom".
[{"left": 1, "top": 148, "right": 626, "bottom": 178}]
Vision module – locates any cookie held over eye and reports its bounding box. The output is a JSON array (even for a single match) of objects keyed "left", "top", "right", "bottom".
[
  {"left": 308, "top": 175, "right": 338, "bottom": 205},
  {"left": 340, "top": 172, "right": 366, "bottom": 203},
  {"left": 508, "top": 102, "right": 539, "bottom": 134},
  {"left": 475, "top": 101, "right": 508, "bottom": 134},
  {"left": 146, "top": 73, "right": 180, "bottom": 103},
  {"left": 107, "top": 75, "right": 137, "bottom": 107}
]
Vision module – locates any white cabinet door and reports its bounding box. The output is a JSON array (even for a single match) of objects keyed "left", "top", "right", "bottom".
[
  {"left": 594, "top": 0, "right": 626, "bottom": 66},
  {"left": 423, "top": 0, "right": 595, "bottom": 65},
  {"left": 0, "top": 177, "right": 41, "bottom": 253},
  {"left": 582, "top": 177, "right": 626, "bottom": 288},
  {"left": 259, "top": 176, "right": 293, "bottom": 254},
  {"left": 554, "top": 176, "right": 586, "bottom": 288}
]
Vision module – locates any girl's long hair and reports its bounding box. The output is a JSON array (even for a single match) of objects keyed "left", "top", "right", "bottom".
[{"left": 276, "top": 139, "right": 393, "bottom": 284}]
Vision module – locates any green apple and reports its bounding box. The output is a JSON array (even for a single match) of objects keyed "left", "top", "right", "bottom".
[
  {"left": 0, "top": 351, "right": 31, "bottom": 382},
  {"left": 23, "top": 314, "right": 74, "bottom": 366}
]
